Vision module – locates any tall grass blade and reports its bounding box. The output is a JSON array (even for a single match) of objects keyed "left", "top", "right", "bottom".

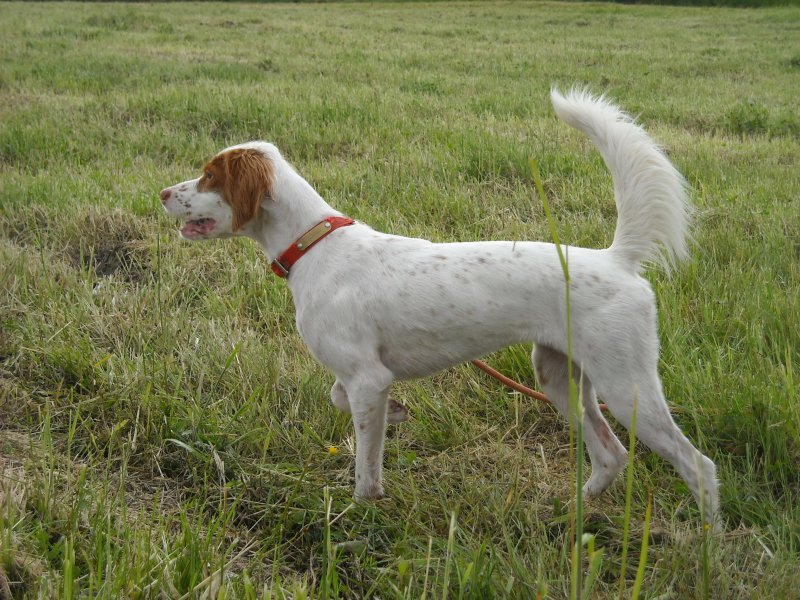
[
  {"left": 441, "top": 512, "right": 457, "bottom": 600},
  {"left": 321, "top": 486, "right": 335, "bottom": 599},
  {"left": 421, "top": 536, "right": 434, "bottom": 600},
  {"left": 618, "top": 387, "right": 639, "bottom": 598},
  {"left": 63, "top": 536, "right": 75, "bottom": 600},
  {"left": 630, "top": 495, "right": 652, "bottom": 600},
  {"left": 701, "top": 516, "right": 711, "bottom": 600},
  {"left": 581, "top": 534, "right": 604, "bottom": 600},
  {"left": 531, "top": 159, "right": 583, "bottom": 599}
]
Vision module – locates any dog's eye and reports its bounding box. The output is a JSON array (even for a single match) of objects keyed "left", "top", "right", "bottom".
[{"left": 205, "top": 171, "right": 213, "bottom": 180}]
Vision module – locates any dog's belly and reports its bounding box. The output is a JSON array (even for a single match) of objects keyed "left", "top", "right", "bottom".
[{"left": 376, "top": 328, "right": 521, "bottom": 380}]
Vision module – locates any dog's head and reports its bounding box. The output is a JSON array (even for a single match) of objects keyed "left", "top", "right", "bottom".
[{"left": 160, "top": 143, "right": 276, "bottom": 240}]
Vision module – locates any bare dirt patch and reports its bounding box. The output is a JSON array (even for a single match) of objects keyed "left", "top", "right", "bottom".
[{"left": 64, "top": 209, "right": 154, "bottom": 284}]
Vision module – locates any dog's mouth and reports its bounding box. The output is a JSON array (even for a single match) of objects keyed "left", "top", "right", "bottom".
[{"left": 180, "top": 218, "right": 217, "bottom": 239}]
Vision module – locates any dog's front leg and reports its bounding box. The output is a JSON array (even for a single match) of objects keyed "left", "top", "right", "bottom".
[
  {"left": 346, "top": 376, "right": 391, "bottom": 500},
  {"left": 331, "top": 378, "right": 410, "bottom": 424}
]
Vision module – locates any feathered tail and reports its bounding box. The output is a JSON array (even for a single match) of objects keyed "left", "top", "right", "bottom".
[{"left": 550, "top": 88, "right": 691, "bottom": 272}]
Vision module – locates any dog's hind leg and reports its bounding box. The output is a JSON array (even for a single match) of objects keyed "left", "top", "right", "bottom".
[
  {"left": 331, "top": 379, "right": 352, "bottom": 413},
  {"left": 589, "top": 361, "right": 720, "bottom": 530},
  {"left": 533, "top": 345, "right": 628, "bottom": 499}
]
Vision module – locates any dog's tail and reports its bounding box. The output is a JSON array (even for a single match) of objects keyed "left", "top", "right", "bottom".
[{"left": 550, "top": 88, "right": 690, "bottom": 272}]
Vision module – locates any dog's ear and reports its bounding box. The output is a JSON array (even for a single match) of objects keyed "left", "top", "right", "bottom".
[{"left": 222, "top": 149, "right": 275, "bottom": 231}]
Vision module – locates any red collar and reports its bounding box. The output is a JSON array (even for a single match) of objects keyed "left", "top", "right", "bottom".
[{"left": 271, "top": 216, "right": 355, "bottom": 278}]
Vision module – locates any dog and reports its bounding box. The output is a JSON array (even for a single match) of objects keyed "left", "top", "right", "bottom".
[{"left": 160, "top": 90, "right": 720, "bottom": 529}]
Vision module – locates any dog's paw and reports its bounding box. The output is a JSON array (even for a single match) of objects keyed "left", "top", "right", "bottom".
[
  {"left": 386, "top": 398, "right": 410, "bottom": 423},
  {"left": 582, "top": 480, "right": 602, "bottom": 500},
  {"left": 583, "top": 473, "right": 615, "bottom": 500},
  {"left": 354, "top": 483, "right": 385, "bottom": 502}
]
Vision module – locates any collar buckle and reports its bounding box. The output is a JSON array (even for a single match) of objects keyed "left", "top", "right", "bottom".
[{"left": 271, "top": 258, "right": 290, "bottom": 277}]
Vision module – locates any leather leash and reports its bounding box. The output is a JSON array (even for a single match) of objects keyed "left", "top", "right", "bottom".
[{"left": 471, "top": 359, "right": 609, "bottom": 412}]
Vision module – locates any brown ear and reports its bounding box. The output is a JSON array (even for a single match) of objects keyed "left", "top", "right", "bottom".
[{"left": 221, "top": 149, "right": 275, "bottom": 231}]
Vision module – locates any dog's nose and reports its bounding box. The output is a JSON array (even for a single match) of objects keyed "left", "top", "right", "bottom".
[{"left": 160, "top": 188, "right": 172, "bottom": 204}]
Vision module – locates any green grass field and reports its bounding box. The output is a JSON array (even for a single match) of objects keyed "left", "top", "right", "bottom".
[{"left": 1, "top": 1, "right": 799, "bottom": 597}]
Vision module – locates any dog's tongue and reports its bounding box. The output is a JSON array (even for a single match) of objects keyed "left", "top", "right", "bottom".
[{"left": 181, "top": 218, "right": 215, "bottom": 237}]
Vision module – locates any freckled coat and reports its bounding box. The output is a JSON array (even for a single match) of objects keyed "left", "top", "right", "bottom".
[{"left": 160, "top": 89, "right": 720, "bottom": 530}]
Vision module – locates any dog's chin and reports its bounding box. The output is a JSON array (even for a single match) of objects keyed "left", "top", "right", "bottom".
[{"left": 179, "top": 218, "right": 218, "bottom": 240}]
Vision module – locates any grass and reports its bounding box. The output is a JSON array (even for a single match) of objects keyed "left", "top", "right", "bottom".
[{"left": 1, "top": 1, "right": 799, "bottom": 597}]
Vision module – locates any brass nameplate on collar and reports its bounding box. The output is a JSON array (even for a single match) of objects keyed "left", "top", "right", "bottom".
[{"left": 295, "top": 220, "right": 333, "bottom": 251}]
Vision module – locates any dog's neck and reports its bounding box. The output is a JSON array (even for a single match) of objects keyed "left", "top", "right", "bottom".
[{"left": 244, "top": 163, "right": 343, "bottom": 261}]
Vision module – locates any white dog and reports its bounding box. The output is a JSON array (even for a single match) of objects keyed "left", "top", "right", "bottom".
[{"left": 160, "top": 90, "right": 719, "bottom": 528}]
